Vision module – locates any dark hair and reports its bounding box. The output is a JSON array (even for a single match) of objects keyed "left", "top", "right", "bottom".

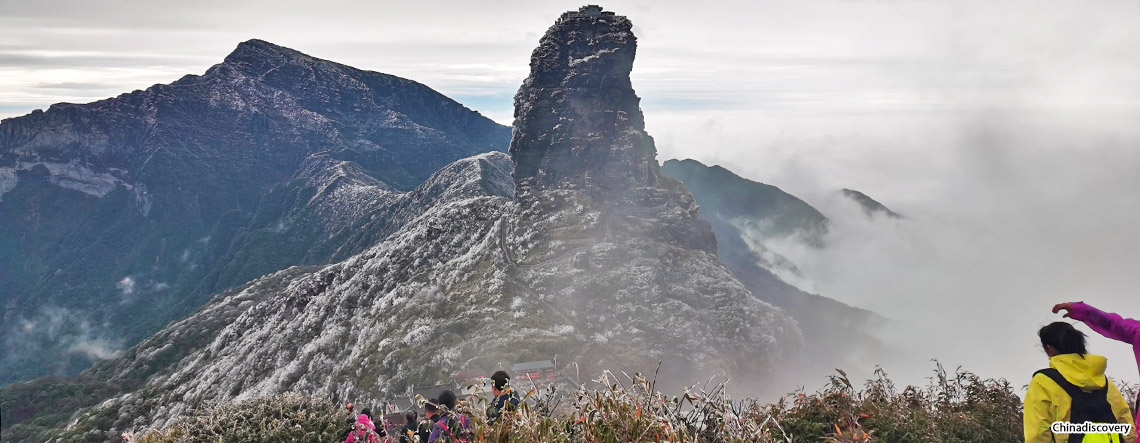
[
  {"left": 424, "top": 399, "right": 439, "bottom": 413},
  {"left": 361, "top": 408, "right": 373, "bottom": 420},
  {"left": 491, "top": 370, "right": 511, "bottom": 391},
  {"left": 405, "top": 410, "right": 417, "bottom": 422},
  {"left": 438, "top": 390, "right": 457, "bottom": 410},
  {"left": 1039, "top": 322, "right": 1087, "bottom": 356}
]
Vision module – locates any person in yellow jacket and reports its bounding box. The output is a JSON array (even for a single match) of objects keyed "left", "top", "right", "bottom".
[{"left": 1025, "top": 322, "right": 1137, "bottom": 443}]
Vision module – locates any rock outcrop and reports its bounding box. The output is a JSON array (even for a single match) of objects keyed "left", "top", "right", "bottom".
[
  {"left": 511, "top": 6, "right": 656, "bottom": 195},
  {"left": 502, "top": 5, "right": 800, "bottom": 377}
]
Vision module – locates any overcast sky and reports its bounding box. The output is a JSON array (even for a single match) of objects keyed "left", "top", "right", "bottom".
[{"left": 3, "top": 0, "right": 1139, "bottom": 391}]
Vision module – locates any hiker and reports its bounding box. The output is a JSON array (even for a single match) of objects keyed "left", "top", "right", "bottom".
[
  {"left": 342, "top": 402, "right": 358, "bottom": 441},
  {"left": 362, "top": 408, "right": 374, "bottom": 428},
  {"left": 1055, "top": 301, "right": 1140, "bottom": 425},
  {"left": 487, "top": 370, "right": 521, "bottom": 423},
  {"left": 428, "top": 390, "right": 472, "bottom": 442},
  {"left": 1024, "top": 322, "right": 1137, "bottom": 443},
  {"left": 362, "top": 408, "right": 389, "bottom": 439},
  {"left": 344, "top": 412, "right": 382, "bottom": 443},
  {"left": 419, "top": 400, "right": 438, "bottom": 443},
  {"left": 399, "top": 410, "right": 419, "bottom": 443}
]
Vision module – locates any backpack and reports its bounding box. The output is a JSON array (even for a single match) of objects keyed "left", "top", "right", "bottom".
[
  {"left": 434, "top": 412, "right": 474, "bottom": 443},
  {"left": 1035, "top": 368, "right": 1124, "bottom": 443},
  {"left": 488, "top": 391, "right": 521, "bottom": 423},
  {"left": 348, "top": 421, "right": 380, "bottom": 443},
  {"left": 398, "top": 422, "right": 416, "bottom": 443},
  {"left": 416, "top": 419, "right": 432, "bottom": 443}
]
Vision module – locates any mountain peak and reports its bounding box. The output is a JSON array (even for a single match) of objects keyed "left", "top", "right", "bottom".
[
  {"left": 509, "top": 5, "right": 655, "bottom": 194},
  {"left": 234, "top": 38, "right": 280, "bottom": 50},
  {"left": 841, "top": 188, "right": 903, "bottom": 219},
  {"left": 222, "top": 39, "right": 313, "bottom": 75},
  {"left": 228, "top": 38, "right": 296, "bottom": 56}
]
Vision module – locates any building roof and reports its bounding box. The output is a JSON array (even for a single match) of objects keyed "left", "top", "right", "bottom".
[
  {"left": 452, "top": 369, "right": 486, "bottom": 380},
  {"left": 386, "top": 384, "right": 456, "bottom": 411},
  {"left": 511, "top": 360, "right": 555, "bottom": 372}
]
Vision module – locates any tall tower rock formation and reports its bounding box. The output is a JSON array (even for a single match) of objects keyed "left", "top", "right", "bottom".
[{"left": 511, "top": 5, "right": 658, "bottom": 195}]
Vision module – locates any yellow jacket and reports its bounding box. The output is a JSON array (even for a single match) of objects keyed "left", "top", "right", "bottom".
[{"left": 1024, "top": 354, "right": 1137, "bottom": 443}]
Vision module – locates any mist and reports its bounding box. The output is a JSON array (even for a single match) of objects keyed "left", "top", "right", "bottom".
[
  {"left": 633, "top": 0, "right": 1140, "bottom": 391},
  {"left": 652, "top": 107, "right": 1140, "bottom": 391},
  {"left": 6, "top": 307, "right": 124, "bottom": 370}
]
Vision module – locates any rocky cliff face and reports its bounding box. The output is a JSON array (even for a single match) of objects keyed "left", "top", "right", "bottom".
[
  {"left": 510, "top": 7, "right": 659, "bottom": 196},
  {"left": 0, "top": 39, "right": 510, "bottom": 385},
  {"left": 25, "top": 7, "right": 803, "bottom": 440},
  {"left": 502, "top": 5, "right": 798, "bottom": 375}
]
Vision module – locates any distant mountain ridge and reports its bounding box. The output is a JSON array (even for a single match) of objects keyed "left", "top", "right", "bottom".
[
  {"left": 661, "top": 159, "right": 881, "bottom": 374},
  {"left": 662, "top": 159, "right": 826, "bottom": 280},
  {"left": 0, "top": 38, "right": 511, "bottom": 385},
  {"left": 842, "top": 188, "right": 903, "bottom": 219}
]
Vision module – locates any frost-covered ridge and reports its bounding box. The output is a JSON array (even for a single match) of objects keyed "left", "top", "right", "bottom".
[{"left": 0, "top": 37, "right": 511, "bottom": 386}]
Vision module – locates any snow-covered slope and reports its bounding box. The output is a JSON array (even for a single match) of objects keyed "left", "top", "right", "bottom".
[{"left": 55, "top": 152, "right": 515, "bottom": 436}]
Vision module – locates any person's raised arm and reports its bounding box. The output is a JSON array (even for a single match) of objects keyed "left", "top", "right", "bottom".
[{"left": 1053, "top": 302, "right": 1140, "bottom": 345}]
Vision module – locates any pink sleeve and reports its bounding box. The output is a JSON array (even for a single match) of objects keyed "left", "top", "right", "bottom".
[{"left": 1068, "top": 302, "right": 1140, "bottom": 345}]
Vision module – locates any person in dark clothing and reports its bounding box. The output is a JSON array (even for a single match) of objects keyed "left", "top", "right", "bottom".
[
  {"left": 399, "top": 410, "right": 419, "bottom": 443},
  {"left": 418, "top": 399, "right": 438, "bottom": 443},
  {"left": 428, "top": 390, "right": 471, "bottom": 442},
  {"left": 438, "top": 390, "right": 458, "bottom": 410},
  {"left": 342, "top": 402, "right": 357, "bottom": 441},
  {"left": 487, "top": 370, "right": 521, "bottom": 423}
]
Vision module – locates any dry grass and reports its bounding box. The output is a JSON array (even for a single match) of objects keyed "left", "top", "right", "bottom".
[{"left": 133, "top": 363, "right": 1038, "bottom": 442}]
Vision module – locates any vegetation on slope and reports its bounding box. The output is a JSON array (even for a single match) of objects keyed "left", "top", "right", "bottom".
[{"left": 119, "top": 363, "right": 1086, "bottom": 443}]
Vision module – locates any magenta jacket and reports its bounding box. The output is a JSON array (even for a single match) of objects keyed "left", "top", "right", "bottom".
[
  {"left": 1068, "top": 301, "right": 1140, "bottom": 424},
  {"left": 343, "top": 414, "right": 379, "bottom": 443}
]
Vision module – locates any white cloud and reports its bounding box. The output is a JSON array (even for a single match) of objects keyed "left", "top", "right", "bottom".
[
  {"left": 5, "top": 1, "right": 1140, "bottom": 119},
  {"left": 6, "top": 307, "right": 124, "bottom": 364},
  {"left": 738, "top": 109, "right": 1140, "bottom": 389},
  {"left": 68, "top": 336, "right": 124, "bottom": 360},
  {"left": 117, "top": 276, "right": 135, "bottom": 296}
]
